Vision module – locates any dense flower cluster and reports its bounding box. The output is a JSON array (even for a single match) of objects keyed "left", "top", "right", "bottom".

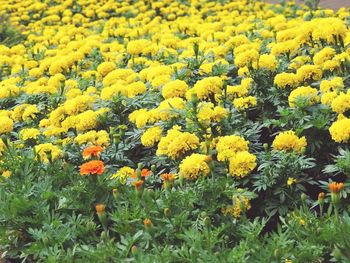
[{"left": 0, "top": 0, "right": 350, "bottom": 233}]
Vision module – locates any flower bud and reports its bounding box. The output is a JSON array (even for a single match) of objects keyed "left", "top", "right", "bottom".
[
  {"left": 164, "top": 208, "right": 171, "bottom": 217},
  {"left": 203, "top": 216, "right": 211, "bottom": 227},
  {"left": 131, "top": 245, "right": 138, "bottom": 255},
  {"left": 143, "top": 218, "right": 153, "bottom": 230},
  {"left": 151, "top": 165, "right": 156, "bottom": 173},
  {"left": 263, "top": 143, "right": 268, "bottom": 151}
]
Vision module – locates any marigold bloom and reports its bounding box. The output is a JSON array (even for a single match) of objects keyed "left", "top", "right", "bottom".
[
  {"left": 328, "top": 182, "right": 344, "bottom": 194},
  {"left": 80, "top": 160, "right": 105, "bottom": 175},
  {"left": 83, "top": 145, "right": 103, "bottom": 159}
]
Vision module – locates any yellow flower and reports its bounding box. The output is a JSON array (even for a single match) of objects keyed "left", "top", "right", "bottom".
[
  {"left": 258, "top": 54, "right": 277, "bottom": 71},
  {"left": 331, "top": 93, "right": 350, "bottom": 114},
  {"left": 0, "top": 116, "right": 14, "bottom": 134},
  {"left": 186, "top": 77, "right": 223, "bottom": 101},
  {"left": 97, "top": 61, "right": 116, "bottom": 77},
  {"left": 288, "top": 86, "right": 319, "bottom": 108},
  {"left": 229, "top": 151, "right": 257, "bottom": 177},
  {"left": 296, "top": 65, "right": 322, "bottom": 83},
  {"left": 35, "top": 143, "right": 62, "bottom": 163},
  {"left": 233, "top": 96, "right": 257, "bottom": 111},
  {"left": 157, "top": 126, "right": 199, "bottom": 159},
  {"left": 110, "top": 166, "right": 134, "bottom": 184},
  {"left": 162, "top": 80, "right": 188, "bottom": 99},
  {"left": 141, "top": 126, "right": 163, "bottom": 147},
  {"left": 19, "top": 128, "right": 40, "bottom": 140},
  {"left": 216, "top": 135, "right": 249, "bottom": 161},
  {"left": 272, "top": 130, "right": 307, "bottom": 153},
  {"left": 329, "top": 118, "right": 350, "bottom": 143},
  {"left": 274, "top": 73, "right": 298, "bottom": 89},
  {"left": 179, "top": 153, "right": 210, "bottom": 180},
  {"left": 2, "top": 170, "right": 11, "bottom": 178},
  {"left": 287, "top": 177, "right": 297, "bottom": 186}
]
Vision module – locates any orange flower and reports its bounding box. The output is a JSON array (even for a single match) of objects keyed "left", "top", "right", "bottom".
[
  {"left": 160, "top": 173, "right": 176, "bottom": 181},
  {"left": 132, "top": 180, "right": 144, "bottom": 189},
  {"left": 83, "top": 146, "right": 103, "bottom": 159},
  {"left": 95, "top": 204, "right": 105, "bottom": 214},
  {"left": 80, "top": 160, "right": 105, "bottom": 175},
  {"left": 131, "top": 168, "right": 152, "bottom": 179},
  {"left": 328, "top": 182, "right": 344, "bottom": 194}
]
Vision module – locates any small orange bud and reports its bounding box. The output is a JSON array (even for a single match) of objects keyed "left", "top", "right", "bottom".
[
  {"left": 95, "top": 204, "right": 105, "bottom": 214},
  {"left": 318, "top": 192, "right": 325, "bottom": 200},
  {"left": 143, "top": 218, "right": 153, "bottom": 229}
]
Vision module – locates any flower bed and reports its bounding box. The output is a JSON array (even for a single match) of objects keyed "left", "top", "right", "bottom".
[{"left": 0, "top": 0, "right": 350, "bottom": 262}]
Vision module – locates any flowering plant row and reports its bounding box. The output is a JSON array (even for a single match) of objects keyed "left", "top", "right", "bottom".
[{"left": 0, "top": 0, "right": 350, "bottom": 262}]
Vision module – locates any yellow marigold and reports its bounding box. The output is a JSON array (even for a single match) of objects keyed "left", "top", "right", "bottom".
[
  {"left": 329, "top": 118, "right": 350, "bottom": 143},
  {"left": 272, "top": 130, "right": 307, "bottom": 153},
  {"left": 222, "top": 196, "right": 251, "bottom": 218},
  {"left": 35, "top": 143, "right": 62, "bottom": 163},
  {"left": 320, "top": 77, "right": 344, "bottom": 93},
  {"left": 22, "top": 105, "right": 39, "bottom": 121},
  {"left": 235, "top": 49, "right": 259, "bottom": 68},
  {"left": 313, "top": 47, "right": 336, "bottom": 65},
  {"left": 296, "top": 65, "right": 322, "bottom": 83},
  {"left": 321, "top": 92, "right": 338, "bottom": 106},
  {"left": 179, "top": 153, "right": 210, "bottom": 179},
  {"left": 127, "top": 81, "right": 147, "bottom": 98},
  {"left": 157, "top": 126, "right": 199, "bottom": 159},
  {"left": 331, "top": 93, "right": 350, "bottom": 114},
  {"left": 196, "top": 102, "right": 227, "bottom": 125},
  {"left": 101, "top": 83, "right": 128, "bottom": 100},
  {"left": 226, "top": 85, "right": 248, "bottom": 98},
  {"left": 74, "top": 130, "right": 110, "bottom": 146},
  {"left": 229, "top": 151, "right": 257, "bottom": 177},
  {"left": 19, "top": 128, "right": 40, "bottom": 140},
  {"left": 141, "top": 126, "right": 163, "bottom": 147},
  {"left": 0, "top": 116, "right": 14, "bottom": 134},
  {"left": 127, "top": 39, "right": 152, "bottom": 56},
  {"left": 129, "top": 109, "right": 151, "bottom": 128},
  {"left": 110, "top": 166, "right": 134, "bottom": 184},
  {"left": 274, "top": 73, "right": 298, "bottom": 89},
  {"left": 216, "top": 135, "right": 249, "bottom": 161},
  {"left": 258, "top": 54, "right": 277, "bottom": 71},
  {"left": 162, "top": 80, "right": 188, "bottom": 99},
  {"left": 97, "top": 61, "right": 116, "bottom": 77},
  {"left": 288, "top": 86, "right": 319, "bottom": 107},
  {"left": 186, "top": 77, "right": 223, "bottom": 100},
  {"left": 233, "top": 96, "right": 257, "bottom": 111}
]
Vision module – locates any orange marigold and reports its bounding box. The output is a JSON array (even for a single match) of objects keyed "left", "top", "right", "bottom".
[
  {"left": 80, "top": 160, "right": 105, "bottom": 175},
  {"left": 83, "top": 145, "right": 103, "bottom": 159},
  {"left": 328, "top": 182, "right": 344, "bottom": 194}
]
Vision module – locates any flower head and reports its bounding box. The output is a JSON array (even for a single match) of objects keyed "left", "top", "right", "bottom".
[
  {"left": 83, "top": 145, "right": 103, "bottom": 159},
  {"left": 80, "top": 160, "right": 105, "bottom": 176},
  {"left": 328, "top": 182, "right": 344, "bottom": 194}
]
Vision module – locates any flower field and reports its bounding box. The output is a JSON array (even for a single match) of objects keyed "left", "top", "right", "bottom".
[{"left": 1, "top": 0, "right": 350, "bottom": 261}]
